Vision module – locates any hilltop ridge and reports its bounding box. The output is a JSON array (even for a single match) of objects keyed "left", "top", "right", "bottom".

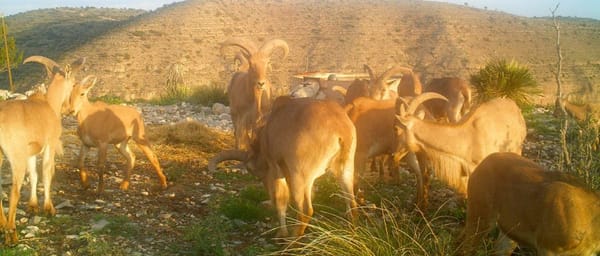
[{"left": 3, "top": 0, "right": 600, "bottom": 102}]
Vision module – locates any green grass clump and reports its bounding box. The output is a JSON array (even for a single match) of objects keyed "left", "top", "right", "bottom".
[
  {"left": 0, "top": 246, "right": 36, "bottom": 256},
  {"left": 154, "top": 83, "right": 228, "bottom": 106},
  {"left": 271, "top": 203, "right": 460, "bottom": 256},
  {"left": 187, "top": 83, "right": 229, "bottom": 106},
  {"left": 184, "top": 214, "right": 232, "bottom": 256},
  {"left": 219, "top": 185, "right": 273, "bottom": 222},
  {"left": 91, "top": 94, "right": 126, "bottom": 104}
]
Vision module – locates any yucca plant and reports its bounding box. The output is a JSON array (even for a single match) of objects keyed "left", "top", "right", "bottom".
[{"left": 470, "top": 59, "right": 539, "bottom": 107}]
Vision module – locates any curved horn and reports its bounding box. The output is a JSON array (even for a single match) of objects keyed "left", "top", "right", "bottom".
[
  {"left": 23, "top": 56, "right": 61, "bottom": 78},
  {"left": 207, "top": 150, "right": 248, "bottom": 172},
  {"left": 407, "top": 92, "right": 448, "bottom": 115},
  {"left": 363, "top": 64, "right": 375, "bottom": 81},
  {"left": 380, "top": 64, "right": 413, "bottom": 82},
  {"left": 234, "top": 51, "right": 249, "bottom": 71},
  {"left": 259, "top": 39, "right": 289, "bottom": 59},
  {"left": 80, "top": 75, "right": 97, "bottom": 89},
  {"left": 220, "top": 38, "right": 258, "bottom": 58}
]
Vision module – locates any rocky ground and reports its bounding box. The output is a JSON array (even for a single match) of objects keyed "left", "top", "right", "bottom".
[{"left": 0, "top": 102, "right": 562, "bottom": 255}]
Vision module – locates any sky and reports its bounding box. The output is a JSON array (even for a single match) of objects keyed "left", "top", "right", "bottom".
[
  {"left": 1, "top": 0, "right": 599, "bottom": 20},
  {"left": 431, "top": 0, "right": 600, "bottom": 20},
  {"left": 1, "top": 0, "right": 184, "bottom": 16}
]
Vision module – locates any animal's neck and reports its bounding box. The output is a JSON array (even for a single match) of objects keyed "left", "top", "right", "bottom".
[
  {"left": 76, "top": 98, "right": 94, "bottom": 124},
  {"left": 412, "top": 119, "right": 469, "bottom": 156},
  {"left": 45, "top": 76, "right": 67, "bottom": 117}
]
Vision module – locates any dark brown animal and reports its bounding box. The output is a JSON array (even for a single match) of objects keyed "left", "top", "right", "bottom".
[{"left": 422, "top": 77, "right": 472, "bottom": 123}]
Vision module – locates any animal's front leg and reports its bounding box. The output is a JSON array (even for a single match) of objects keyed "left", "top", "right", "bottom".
[
  {"left": 78, "top": 145, "right": 90, "bottom": 189},
  {"left": 97, "top": 144, "right": 109, "bottom": 193}
]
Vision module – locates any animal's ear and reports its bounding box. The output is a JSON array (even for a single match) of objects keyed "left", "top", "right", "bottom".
[{"left": 70, "top": 57, "right": 86, "bottom": 72}]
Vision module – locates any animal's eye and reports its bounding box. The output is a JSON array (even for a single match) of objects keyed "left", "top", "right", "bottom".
[{"left": 80, "top": 93, "right": 85, "bottom": 96}]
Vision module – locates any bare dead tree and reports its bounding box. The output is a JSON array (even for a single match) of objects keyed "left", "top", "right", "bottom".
[{"left": 550, "top": 3, "right": 571, "bottom": 168}]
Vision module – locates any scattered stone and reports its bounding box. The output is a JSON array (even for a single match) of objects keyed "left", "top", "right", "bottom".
[
  {"left": 91, "top": 219, "right": 110, "bottom": 231},
  {"left": 56, "top": 200, "right": 75, "bottom": 209}
]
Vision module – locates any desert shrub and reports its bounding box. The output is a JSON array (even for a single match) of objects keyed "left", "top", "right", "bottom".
[
  {"left": 561, "top": 116, "right": 600, "bottom": 189},
  {"left": 470, "top": 59, "right": 539, "bottom": 107},
  {"left": 157, "top": 63, "right": 190, "bottom": 105},
  {"left": 187, "top": 83, "right": 229, "bottom": 106}
]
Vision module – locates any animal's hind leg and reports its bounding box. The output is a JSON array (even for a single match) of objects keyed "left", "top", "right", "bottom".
[
  {"left": 116, "top": 142, "right": 135, "bottom": 191},
  {"left": 41, "top": 148, "right": 56, "bottom": 216},
  {"left": 5, "top": 157, "right": 28, "bottom": 245},
  {"left": 271, "top": 178, "right": 289, "bottom": 238},
  {"left": 26, "top": 156, "right": 39, "bottom": 213},
  {"left": 135, "top": 140, "right": 167, "bottom": 189},
  {"left": 0, "top": 154, "right": 6, "bottom": 230}
]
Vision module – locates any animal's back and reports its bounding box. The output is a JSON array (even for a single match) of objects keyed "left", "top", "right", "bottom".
[
  {"left": 468, "top": 98, "right": 526, "bottom": 161},
  {"left": 265, "top": 98, "right": 355, "bottom": 173},
  {"left": 468, "top": 152, "right": 600, "bottom": 254},
  {"left": 0, "top": 99, "right": 61, "bottom": 155},
  {"left": 78, "top": 102, "right": 144, "bottom": 145}
]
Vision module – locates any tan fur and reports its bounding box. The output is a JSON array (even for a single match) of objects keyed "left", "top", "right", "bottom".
[
  {"left": 345, "top": 97, "right": 403, "bottom": 183},
  {"left": 556, "top": 97, "right": 599, "bottom": 125},
  {"left": 289, "top": 77, "right": 347, "bottom": 105},
  {"left": 344, "top": 79, "right": 370, "bottom": 105},
  {"left": 364, "top": 64, "right": 414, "bottom": 100},
  {"left": 396, "top": 70, "right": 422, "bottom": 97},
  {"left": 395, "top": 95, "right": 526, "bottom": 209},
  {"left": 0, "top": 56, "right": 83, "bottom": 245},
  {"left": 66, "top": 76, "right": 167, "bottom": 192},
  {"left": 210, "top": 97, "right": 358, "bottom": 238},
  {"left": 221, "top": 38, "right": 289, "bottom": 150},
  {"left": 461, "top": 152, "right": 600, "bottom": 256},
  {"left": 423, "top": 77, "right": 472, "bottom": 123}
]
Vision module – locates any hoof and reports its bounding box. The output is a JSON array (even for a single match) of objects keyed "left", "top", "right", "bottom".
[
  {"left": 4, "top": 229, "right": 18, "bottom": 247},
  {"left": 27, "top": 204, "right": 40, "bottom": 215},
  {"left": 119, "top": 181, "right": 130, "bottom": 191}
]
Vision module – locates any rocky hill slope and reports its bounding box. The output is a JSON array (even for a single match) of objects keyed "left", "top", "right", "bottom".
[{"left": 4, "top": 0, "right": 600, "bottom": 103}]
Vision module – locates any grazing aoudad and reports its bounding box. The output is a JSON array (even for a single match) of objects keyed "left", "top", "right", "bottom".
[{"left": 461, "top": 152, "right": 600, "bottom": 255}]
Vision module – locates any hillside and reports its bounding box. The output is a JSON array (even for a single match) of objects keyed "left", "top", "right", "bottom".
[{"left": 3, "top": 0, "right": 600, "bottom": 103}]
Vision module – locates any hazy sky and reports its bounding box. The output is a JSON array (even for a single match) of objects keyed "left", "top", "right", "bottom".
[
  {"left": 1, "top": 0, "right": 599, "bottom": 20},
  {"left": 433, "top": 0, "right": 600, "bottom": 20}
]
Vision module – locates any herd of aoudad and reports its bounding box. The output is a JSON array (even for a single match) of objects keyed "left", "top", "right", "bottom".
[{"left": 0, "top": 37, "right": 598, "bottom": 255}]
